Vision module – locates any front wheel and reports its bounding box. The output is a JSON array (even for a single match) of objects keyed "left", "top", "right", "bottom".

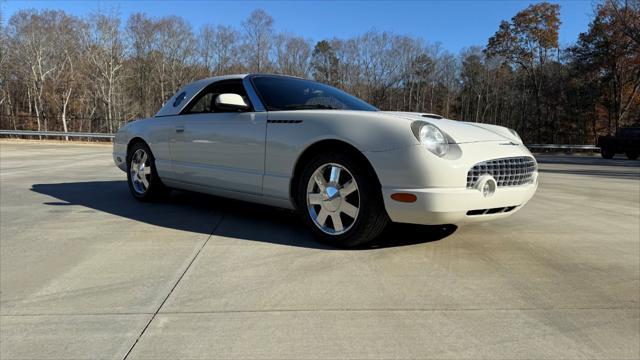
[
  {"left": 296, "top": 152, "right": 389, "bottom": 248},
  {"left": 127, "top": 142, "right": 170, "bottom": 201}
]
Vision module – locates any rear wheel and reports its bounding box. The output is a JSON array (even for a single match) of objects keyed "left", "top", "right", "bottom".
[
  {"left": 601, "top": 147, "right": 615, "bottom": 159},
  {"left": 626, "top": 151, "right": 639, "bottom": 160},
  {"left": 296, "top": 151, "right": 389, "bottom": 248},
  {"left": 127, "top": 142, "right": 169, "bottom": 201}
]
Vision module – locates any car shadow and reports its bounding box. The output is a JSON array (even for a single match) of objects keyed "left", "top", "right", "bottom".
[{"left": 31, "top": 181, "right": 456, "bottom": 250}]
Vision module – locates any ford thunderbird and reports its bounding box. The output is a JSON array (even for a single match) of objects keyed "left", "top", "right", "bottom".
[{"left": 113, "top": 74, "right": 538, "bottom": 246}]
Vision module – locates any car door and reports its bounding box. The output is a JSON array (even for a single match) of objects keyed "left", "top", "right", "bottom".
[{"left": 169, "top": 79, "right": 267, "bottom": 195}]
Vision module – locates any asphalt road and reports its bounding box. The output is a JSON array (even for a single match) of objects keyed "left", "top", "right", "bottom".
[{"left": 1, "top": 141, "right": 639, "bottom": 360}]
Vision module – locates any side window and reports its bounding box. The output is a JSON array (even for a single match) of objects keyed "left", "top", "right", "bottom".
[
  {"left": 173, "top": 91, "right": 187, "bottom": 107},
  {"left": 182, "top": 80, "right": 252, "bottom": 114},
  {"left": 187, "top": 93, "right": 214, "bottom": 113}
]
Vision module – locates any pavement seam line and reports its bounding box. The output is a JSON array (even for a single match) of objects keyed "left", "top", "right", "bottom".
[
  {"left": 121, "top": 214, "right": 225, "bottom": 360},
  {"left": 1, "top": 305, "right": 637, "bottom": 317}
]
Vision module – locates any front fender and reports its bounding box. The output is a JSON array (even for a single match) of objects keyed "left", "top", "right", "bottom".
[
  {"left": 112, "top": 126, "right": 129, "bottom": 172},
  {"left": 262, "top": 110, "right": 417, "bottom": 200},
  {"left": 112, "top": 117, "right": 174, "bottom": 177}
]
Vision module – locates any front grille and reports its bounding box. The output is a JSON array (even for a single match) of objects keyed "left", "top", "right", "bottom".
[{"left": 466, "top": 156, "right": 536, "bottom": 188}]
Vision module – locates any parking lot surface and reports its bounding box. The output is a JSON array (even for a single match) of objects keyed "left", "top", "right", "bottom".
[{"left": 1, "top": 141, "right": 639, "bottom": 359}]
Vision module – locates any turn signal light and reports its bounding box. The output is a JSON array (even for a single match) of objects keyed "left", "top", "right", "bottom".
[{"left": 391, "top": 193, "right": 417, "bottom": 203}]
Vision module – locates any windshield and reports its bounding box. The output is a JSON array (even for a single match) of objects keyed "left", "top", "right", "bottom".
[{"left": 251, "top": 76, "right": 378, "bottom": 112}]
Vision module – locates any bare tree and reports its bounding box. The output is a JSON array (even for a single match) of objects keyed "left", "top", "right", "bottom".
[
  {"left": 49, "top": 13, "right": 83, "bottom": 138},
  {"left": 8, "top": 10, "right": 61, "bottom": 132},
  {"left": 83, "top": 12, "right": 125, "bottom": 132},
  {"left": 274, "top": 33, "right": 311, "bottom": 77},
  {"left": 438, "top": 53, "right": 459, "bottom": 117},
  {"left": 241, "top": 9, "right": 274, "bottom": 72},
  {"left": 0, "top": 5, "right": 637, "bottom": 145},
  {"left": 199, "top": 24, "right": 240, "bottom": 75},
  {"left": 154, "top": 16, "right": 198, "bottom": 100},
  {"left": 125, "top": 13, "right": 157, "bottom": 118},
  {"left": 0, "top": 9, "right": 11, "bottom": 127}
]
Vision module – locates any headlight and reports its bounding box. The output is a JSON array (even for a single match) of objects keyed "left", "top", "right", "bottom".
[
  {"left": 419, "top": 124, "right": 449, "bottom": 157},
  {"left": 508, "top": 128, "right": 522, "bottom": 143}
]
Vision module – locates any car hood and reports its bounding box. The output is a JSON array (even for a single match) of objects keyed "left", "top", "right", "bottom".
[{"left": 382, "top": 112, "right": 521, "bottom": 144}]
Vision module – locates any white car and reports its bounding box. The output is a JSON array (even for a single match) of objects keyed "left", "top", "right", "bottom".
[{"left": 113, "top": 74, "right": 538, "bottom": 247}]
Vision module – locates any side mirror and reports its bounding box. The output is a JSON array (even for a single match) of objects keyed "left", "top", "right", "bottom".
[{"left": 215, "top": 93, "right": 249, "bottom": 111}]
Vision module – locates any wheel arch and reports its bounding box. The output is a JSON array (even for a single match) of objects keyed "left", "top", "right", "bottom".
[
  {"left": 289, "top": 139, "right": 382, "bottom": 210},
  {"left": 126, "top": 137, "right": 148, "bottom": 160}
]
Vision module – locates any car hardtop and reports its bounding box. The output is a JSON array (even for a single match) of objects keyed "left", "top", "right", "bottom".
[{"left": 155, "top": 74, "right": 330, "bottom": 118}]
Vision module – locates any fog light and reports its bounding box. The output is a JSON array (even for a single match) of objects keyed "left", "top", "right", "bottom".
[
  {"left": 476, "top": 175, "right": 497, "bottom": 198},
  {"left": 482, "top": 182, "right": 494, "bottom": 197}
]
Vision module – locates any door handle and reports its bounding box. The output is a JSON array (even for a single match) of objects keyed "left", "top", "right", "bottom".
[{"left": 175, "top": 126, "right": 185, "bottom": 133}]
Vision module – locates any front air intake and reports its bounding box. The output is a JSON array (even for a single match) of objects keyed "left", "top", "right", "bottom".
[
  {"left": 466, "top": 206, "right": 517, "bottom": 216},
  {"left": 467, "top": 157, "right": 536, "bottom": 189}
]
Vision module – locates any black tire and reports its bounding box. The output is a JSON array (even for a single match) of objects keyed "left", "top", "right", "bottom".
[
  {"left": 295, "top": 151, "right": 389, "bottom": 248},
  {"left": 625, "top": 151, "right": 639, "bottom": 160},
  {"left": 126, "top": 141, "right": 170, "bottom": 201},
  {"left": 601, "top": 147, "right": 615, "bottom": 159}
]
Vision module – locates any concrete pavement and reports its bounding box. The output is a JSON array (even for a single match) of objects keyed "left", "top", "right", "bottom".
[{"left": 1, "top": 141, "right": 638, "bottom": 359}]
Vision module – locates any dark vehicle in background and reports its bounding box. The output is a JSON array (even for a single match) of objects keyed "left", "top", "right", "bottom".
[{"left": 597, "top": 125, "right": 640, "bottom": 160}]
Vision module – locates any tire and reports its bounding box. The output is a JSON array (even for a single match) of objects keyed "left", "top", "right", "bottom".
[
  {"left": 601, "top": 147, "right": 615, "bottom": 159},
  {"left": 127, "top": 141, "right": 170, "bottom": 201},
  {"left": 296, "top": 151, "right": 389, "bottom": 248},
  {"left": 625, "top": 151, "right": 639, "bottom": 160}
]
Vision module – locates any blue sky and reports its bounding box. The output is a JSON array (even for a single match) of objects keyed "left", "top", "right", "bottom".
[{"left": 1, "top": 0, "right": 595, "bottom": 53}]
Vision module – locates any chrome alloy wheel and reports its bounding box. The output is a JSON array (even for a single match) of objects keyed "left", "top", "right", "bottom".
[
  {"left": 130, "top": 149, "right": 151, "bottom": 195},
  {"left": 306, "top": 163, "right": 360, "bottom": 235}
]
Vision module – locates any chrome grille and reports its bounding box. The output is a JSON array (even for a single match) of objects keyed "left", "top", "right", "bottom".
[{"left": 467, "top": 156, "right": 536, "bottom": 188}]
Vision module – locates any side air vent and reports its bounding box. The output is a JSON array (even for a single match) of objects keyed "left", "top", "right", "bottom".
[
  {"left": 422, "top": 113, "right": 443, "bottom": 119},
  {"left": 267, "top": 120, "right": 303, "bottom": 124}
]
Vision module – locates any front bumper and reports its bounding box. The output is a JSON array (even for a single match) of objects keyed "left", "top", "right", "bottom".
[
  {"left": 365, "top": 140, "right": 539, "bottom": 225},
  {"left": 382, "top": 182, "right": 537, "bottom": 225},
  {"left": 113, "top": 151, "right": 127, "bottom": 172}
]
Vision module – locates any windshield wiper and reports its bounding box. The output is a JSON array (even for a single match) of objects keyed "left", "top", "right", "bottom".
[{"left": 283, "top": 104, "right": 338, "bottom": 110}]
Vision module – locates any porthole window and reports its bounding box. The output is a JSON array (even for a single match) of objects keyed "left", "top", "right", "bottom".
[{"left": 173, "top": 92, "right": 187, "bottom": 107}]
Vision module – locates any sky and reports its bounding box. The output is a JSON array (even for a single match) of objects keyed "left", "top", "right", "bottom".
[{"left": 1, "top": 0, "right": 596, "bottom": 53}]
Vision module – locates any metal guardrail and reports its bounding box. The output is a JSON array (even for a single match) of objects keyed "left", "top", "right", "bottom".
[
  {"left": 0, "top": 130, "right": 601, "bottom": 151},
  {"left": 526, "top": 144, "right": 599, "bottom": 151},
  {"left": 0, "top": 130, "right": 114, "bottom": 139}
]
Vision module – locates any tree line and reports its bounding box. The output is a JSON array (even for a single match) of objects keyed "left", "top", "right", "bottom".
[{"left": 0, "top": 1, "right": 638, "bottom": 144}]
